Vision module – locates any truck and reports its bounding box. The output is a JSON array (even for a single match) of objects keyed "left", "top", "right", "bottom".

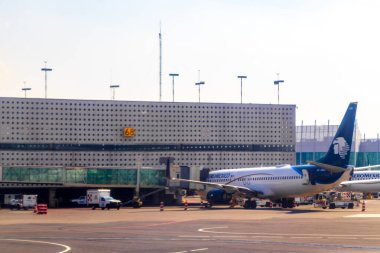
[
  {"left": 87, "top": 189, "right": 121, "bottom": 210},
  {"left": 10, "top": 194, "right": 38, "bottom": 210},
  {"left": 70, "top": 196, "right": 87, "bottom": 206}
]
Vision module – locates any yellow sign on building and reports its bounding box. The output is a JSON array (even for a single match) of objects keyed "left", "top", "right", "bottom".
[{"left": 123, "top": 128, "right": 136, "bottom": 137}]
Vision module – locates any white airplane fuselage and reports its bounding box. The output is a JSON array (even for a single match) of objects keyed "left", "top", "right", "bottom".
[
  {"left": 207, "top": 164, "right": 352, "bottom": 199},
  {"left": 339, "top": 171, "right": 380, "bottom": 192}
]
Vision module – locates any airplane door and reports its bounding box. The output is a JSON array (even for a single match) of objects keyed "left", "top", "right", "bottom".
[{"left": 302, "top": 169, "right": 310, "bottom": 185}]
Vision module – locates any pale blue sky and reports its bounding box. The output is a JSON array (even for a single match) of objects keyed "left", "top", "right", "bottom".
[{"left": 1, "top": 0, "right": 380, "bottom": 137}]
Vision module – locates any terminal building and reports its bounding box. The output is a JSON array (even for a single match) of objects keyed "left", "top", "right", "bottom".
[
  {"left": 296, "top": 124, "right": 380, "bottom": 167},
  {"left": 0, "top": 97, "right": 296, "bottom": 206}
]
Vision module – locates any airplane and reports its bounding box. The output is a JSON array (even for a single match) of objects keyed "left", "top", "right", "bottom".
[
  {"left": 338, "top": 170, "right": 380, "bottom": 193},
  {"left": 172, "top": 102, "right": 358, "bottom": 208}
]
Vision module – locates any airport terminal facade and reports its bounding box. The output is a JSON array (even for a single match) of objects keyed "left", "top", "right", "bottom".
[
  {"left": 296, "top": 124, "right": 380, "bottom": 167},
  {"left": 0, "top": 97, "right": 296, "bottom": 170},
  {"left": 0, "top": 97, "right": 295, "bottom": 206}
]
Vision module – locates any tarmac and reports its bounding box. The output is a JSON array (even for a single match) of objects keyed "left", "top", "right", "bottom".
[{"left": 1, "top": 199, "right": 380, "bottom": 253}]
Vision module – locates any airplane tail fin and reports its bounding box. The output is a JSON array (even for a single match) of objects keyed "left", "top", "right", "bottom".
[{"left": 316, "top": 102, "right": 357, "bottom": 168}]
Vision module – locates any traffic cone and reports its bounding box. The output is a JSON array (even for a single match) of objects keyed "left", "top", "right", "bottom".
[
  {"left": 200, "top": 201, "right": 204, "bottom": 209},
  {"left": 34, "top": 204, "right": 37, "bottom": 213},
  {"left": 362, "top": 200, "right": 366, "bottom": 212},
  {"left": 184, "top": 199, "right": 188, "bottom": 211},
  {"left": 160, "top": 201, "right": 164, "bottom": 211}
]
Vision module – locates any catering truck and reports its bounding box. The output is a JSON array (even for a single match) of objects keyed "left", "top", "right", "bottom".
[{"left": 87, "top": 189, "right": 121, "bottom": 210}]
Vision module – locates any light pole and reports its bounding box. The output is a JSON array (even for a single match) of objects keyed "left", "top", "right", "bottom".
[
  {"left": 195, "top": 81, "right": 205, "bottom": 103},
  {"left": 110, "top": 85, "right": 120, "bottom": 100},
  {"left": 169, "top": 73, "right": 179, "bottom": 102},
  {"left": 22, "top": 87, "right": 31, "bottom": 98},
  {"left": 273, "top": 73, "right": 284, "bottom": 104},
  {"left": 41, "top": 61, "right": 52, "bottom": 99},
  {"left": 237, "top": 75, "right": 247, "bottom": 104}
]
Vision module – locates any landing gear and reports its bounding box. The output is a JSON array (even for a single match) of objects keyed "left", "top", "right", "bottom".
[
  {"left": 243, "top": 199, "right": 257, "bottom": 209},
  {"left": 281, "top": 198, "right": 295, "bottom": 208},
  {"left": 229, "top": 198, "right": 238, "bottom": 208}
]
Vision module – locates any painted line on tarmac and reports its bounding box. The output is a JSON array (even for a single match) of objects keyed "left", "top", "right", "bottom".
[
  {"left": 12, "top": 236, "right": 380, "bottom": 251},
  {"left": 211, "top": 235, "right": 247, "bottom": 238},
  {"left": 178, "top": 235, "right": 210, "bottom": 238},
  {"left": 0, "top": 239, "right": 71, "bottom": 253},
  {"left": 84, "top": 220, "right": 193, "bottom": 230},
  {"left": 171, "top": 248, "right": 208, "bottom": 253},
  {"left": 198, "top": 227, "right": 228, "bottom": 232},
  {"left": 290, "top": 237, "right": 323, "bottom": 239},
  {"left": 198, "top": 226, "right": 380, "bottom": 238},
  {"left": 345, "top": 214, "right": 380, "bottom": 218},
  {"left": 249, "top": 235, "right": 284, "bottom": 239}
]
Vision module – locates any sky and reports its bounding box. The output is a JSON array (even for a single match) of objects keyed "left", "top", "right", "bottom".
[{"left": 1, "top": 0, "right": 380, "bottom": 138}]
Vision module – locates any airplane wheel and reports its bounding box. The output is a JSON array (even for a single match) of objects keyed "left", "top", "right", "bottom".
[
  {"left": 251, "top": 200, "right": 257, "bottom": 209},
  {"left": 244, "top": 200, "right": 251, "bottom": 209},
  {"left": 288, "top": 199, "right": 295, "bottom": 208}
]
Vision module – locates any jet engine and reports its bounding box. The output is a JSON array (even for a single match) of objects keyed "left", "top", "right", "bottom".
[{"left": 206, "top": 189, "right": 232, "bottom": 205}]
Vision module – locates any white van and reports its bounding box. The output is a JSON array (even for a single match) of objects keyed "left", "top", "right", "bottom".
[{"left": 10, "top": 195, "right": 38, "bottom": 210}]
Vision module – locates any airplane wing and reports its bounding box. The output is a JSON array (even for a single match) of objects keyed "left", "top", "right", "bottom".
[
  {"left": 354, "top": 165, "right": 380, "bottom": 171},
  {"left": 172, "top": 178, "right": 262, "bottom": 197}
]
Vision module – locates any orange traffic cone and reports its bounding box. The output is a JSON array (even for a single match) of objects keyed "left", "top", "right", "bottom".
[
  {"left": 160, "top": 201, "right": 164, "bottom": 211},
  {"left": 184, "top": 199, "right": 188, "bottom": 211},
  {"left": 362, "top": 200, "right": 366, "bottom": 212}
]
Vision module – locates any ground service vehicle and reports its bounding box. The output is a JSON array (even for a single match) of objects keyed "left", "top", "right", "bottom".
[
  {"left": 87, "top": 189, "right": 121, "bottom": 210},
  {"left": 314, "top": 191, "right": 355, "bottom": 209},
  {"left": 328, "top": 201, "right": 355, "bottom": 209},
  {"left": 295, "top": 196, "right": 314, "bottom": 205},
  {"left": 328, "top": 191, "right": 355, "bottom": 209},
  {"left": 10, "top": 194, "right": 37, "bottom": 210}
]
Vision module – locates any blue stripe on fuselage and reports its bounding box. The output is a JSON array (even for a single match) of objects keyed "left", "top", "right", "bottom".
[{"left": 291, "top": 165, "right": 344, "bottom": 185}]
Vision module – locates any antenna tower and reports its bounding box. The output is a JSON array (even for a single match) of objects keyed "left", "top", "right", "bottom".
[{"left": 159, "top": 22, "right": 162, "bottom": 101}]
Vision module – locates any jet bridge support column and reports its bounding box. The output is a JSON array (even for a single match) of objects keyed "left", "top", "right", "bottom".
[
  {"left": 48, "top": 188, "right": 57, "bottom": 208},
  {"left": 159, "top": 156, "right": 175, "bottom": 185}
]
